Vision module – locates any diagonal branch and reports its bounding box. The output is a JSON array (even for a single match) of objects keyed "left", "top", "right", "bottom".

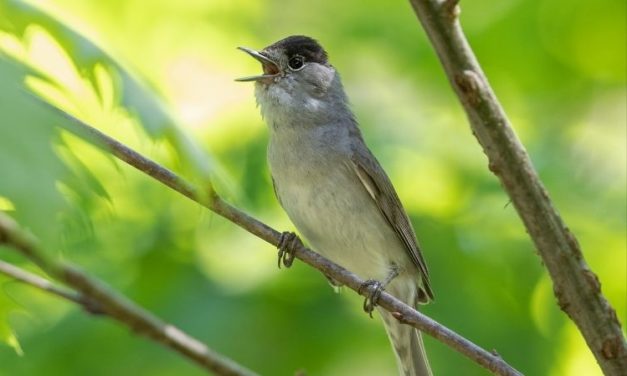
[
  {"left": 0, "top": 260, "right": 87, "bottom": 307},
  {"left": 407, "top": 0, "right": 627, "bottom": 374},
  {"left": 37, "top": 103, "right": 524, "bottom": 376},
  {"left": 0, "top": 215, "right": 258, "bottom": 376}
]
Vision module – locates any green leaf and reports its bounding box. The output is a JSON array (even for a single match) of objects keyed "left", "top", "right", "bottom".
[
  {"left": 0, "top": 278, "right": 23, "bottom": 357},
  {"left": 0, "top": 328, "right": 23, "bottom": 357},
  {"left": 0, "top": 1, "right": 219, "bottom": 185},
  {"left": 0, "top": 57, "right": 69, "bottom": 246}
]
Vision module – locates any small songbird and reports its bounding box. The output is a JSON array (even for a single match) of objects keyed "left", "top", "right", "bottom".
[{"left": 237, "top": 35, "right": 434, "bottom": 376}]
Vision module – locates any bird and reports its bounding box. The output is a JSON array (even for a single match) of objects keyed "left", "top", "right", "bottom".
[{"left": 236, "top": 35, "right": 434, "bottom": 376}]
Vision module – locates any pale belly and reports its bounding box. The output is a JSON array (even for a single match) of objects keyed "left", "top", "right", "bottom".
[{"left": 270, "top": 153, "right": 408, "bottom": 282}]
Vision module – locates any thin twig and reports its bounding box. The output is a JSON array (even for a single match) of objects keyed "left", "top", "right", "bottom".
[
  {"left": 0, "top": 215, "right": 257, "bottom": 376},
  {"left": 407, "top": 0, "right": 627, "bottom": 374},
  {"left": 0, "top": 260, "right": 83, "bottom": 305},
  {"left": 38, "top": 102, "right": 523, "bottom": 376}
]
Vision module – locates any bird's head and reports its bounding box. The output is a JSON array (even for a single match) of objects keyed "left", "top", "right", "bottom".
[{"left": 237, "top": 35, "right": 346, "bottom": 124}]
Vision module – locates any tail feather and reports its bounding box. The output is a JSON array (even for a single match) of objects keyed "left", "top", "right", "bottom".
[{"left": 379, "top": 309, "right": 433, "bottom": 376}]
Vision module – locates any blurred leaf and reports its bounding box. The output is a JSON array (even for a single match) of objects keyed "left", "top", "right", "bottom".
[
  {"left": 0, "top": 57, "right": 68, "bottom": 245},
  {"left": 0, "top": 278, "right": 23, "bottom": 356},
  {"left": 0, "top": 328, "right": 23, "bottom": 357},
  {"left": 0, "top": 0, "right": 218, "bottom": 186},
  {"left": 56, "top": 143, "right": 112, "bottom": 204}
]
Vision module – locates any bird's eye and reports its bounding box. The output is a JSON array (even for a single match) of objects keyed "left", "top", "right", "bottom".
[{"left": 288, "top": 55, "right": 305, "bottom": 70}]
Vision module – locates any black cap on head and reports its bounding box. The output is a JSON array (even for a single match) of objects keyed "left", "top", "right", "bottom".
[{"left": 265, "top": 35, "right": 328, "bottom": 65}]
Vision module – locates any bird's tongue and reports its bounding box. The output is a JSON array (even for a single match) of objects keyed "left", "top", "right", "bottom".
[{"left": 263, "top": 62, "right": 279, "bottom": 75}]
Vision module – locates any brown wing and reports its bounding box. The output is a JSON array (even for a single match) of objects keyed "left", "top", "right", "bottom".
[{"left": 350, "top": 148, "right": 434, "bottom": 302}]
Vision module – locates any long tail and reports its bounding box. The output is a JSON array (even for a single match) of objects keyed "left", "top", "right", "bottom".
[{"left": 379, "top": 308, "right": 433, "bottom": 376}]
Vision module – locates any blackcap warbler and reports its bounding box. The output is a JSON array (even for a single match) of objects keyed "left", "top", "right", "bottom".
[{"left": 237, "top": 35, "right": 434, "bottom": 376}]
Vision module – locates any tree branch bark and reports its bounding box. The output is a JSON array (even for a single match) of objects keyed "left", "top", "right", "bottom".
[
  {"left": 0, "top": 215, "right": 258, "bottom": 376},
  {"left": 0, "top": 260, "right": 86, "bottom": 306},
  {"left": 407, "top": 1, "right": 627, "bottom": 374},
  {"left": 36, "top": 104, "right": 524, "bottom": 376}
]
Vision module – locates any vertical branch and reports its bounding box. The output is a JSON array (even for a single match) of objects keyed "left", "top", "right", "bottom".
[{"left": 407, "top": 0, "right": 627, "bottom": 374}]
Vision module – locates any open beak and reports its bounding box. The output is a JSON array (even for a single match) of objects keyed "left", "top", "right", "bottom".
[{"left": 235, "top": 47, "right": 281, "bottom": 82}]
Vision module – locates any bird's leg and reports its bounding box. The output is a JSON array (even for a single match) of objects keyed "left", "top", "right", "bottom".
[
  {"left": 277, "top": 231, "right": 301, "bottom": 268},
  {"left": 358, "top": 265, "right": 400, "bottom": 317}
]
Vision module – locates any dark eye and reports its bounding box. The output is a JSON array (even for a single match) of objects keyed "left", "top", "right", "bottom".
[{"left": 288, "top": 55, "right": 305, "bottom": 70}]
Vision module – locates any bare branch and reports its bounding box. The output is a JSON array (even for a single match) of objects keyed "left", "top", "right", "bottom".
[
  {"left": 0, "top": 215, "right": 258, "bottom": 376},
  {"left": 407, "top": 0, "right": 627, "bottom": 373},
  {"left": 38, "top": 103, "right": 523, "bottom": 376},
  {"left": 0, "top": 260, "right": 84, "bottom": 306}
]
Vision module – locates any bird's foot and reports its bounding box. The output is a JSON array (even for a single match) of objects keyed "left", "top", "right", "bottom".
[
  {"left": 277, "top": 231, "right": 300, "bottom": 268},
  {"left": 358, "top": 279, "right": 384, "bottom": 318}
]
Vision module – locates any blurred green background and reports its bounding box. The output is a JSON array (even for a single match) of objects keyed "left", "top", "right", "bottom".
[{"left": 0, "top": 0, "right": 624, "bottom": 375}]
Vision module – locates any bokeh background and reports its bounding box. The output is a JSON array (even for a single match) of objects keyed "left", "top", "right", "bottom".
[{"left": 0, "top": 0, "right": 625, "bottom": 375}]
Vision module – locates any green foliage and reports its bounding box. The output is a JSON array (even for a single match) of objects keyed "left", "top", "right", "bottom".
[
  {"left": 0, "top": 58, "right": 68, "bottom": 246},
  {"left": 0, "top": 279, "right": 24, "bottom": 357},
  {"left": 0, "top": 0, "right": 624, "bottom": 375}
]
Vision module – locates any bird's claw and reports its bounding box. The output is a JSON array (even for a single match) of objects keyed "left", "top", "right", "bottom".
[
  {"left": 358, "top": 279, "right": 384, "bottom": 318},
  {"left": 277, "top": 231, "right": 300, "bottom": 268}
]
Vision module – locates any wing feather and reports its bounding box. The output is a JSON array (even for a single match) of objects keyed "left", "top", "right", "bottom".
[{"left": 350, "top": 148, "right": 434, "bottom": 302}]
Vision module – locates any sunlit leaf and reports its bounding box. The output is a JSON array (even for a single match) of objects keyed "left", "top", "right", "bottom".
[
  {"left": 1, "top": 329, "right": 23, "bottom": 357},
  {"left": 0, "top": 1, "right": 219, "bottom": 186},
  {"left": 0, "top": 197, "right": 15, "bottom": 211},
  {"left": 0, "top": 57, "right": 68, "bottom": 245},
  {"left": 0, "top": 280, "right": 23, "bottom": 357}
]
